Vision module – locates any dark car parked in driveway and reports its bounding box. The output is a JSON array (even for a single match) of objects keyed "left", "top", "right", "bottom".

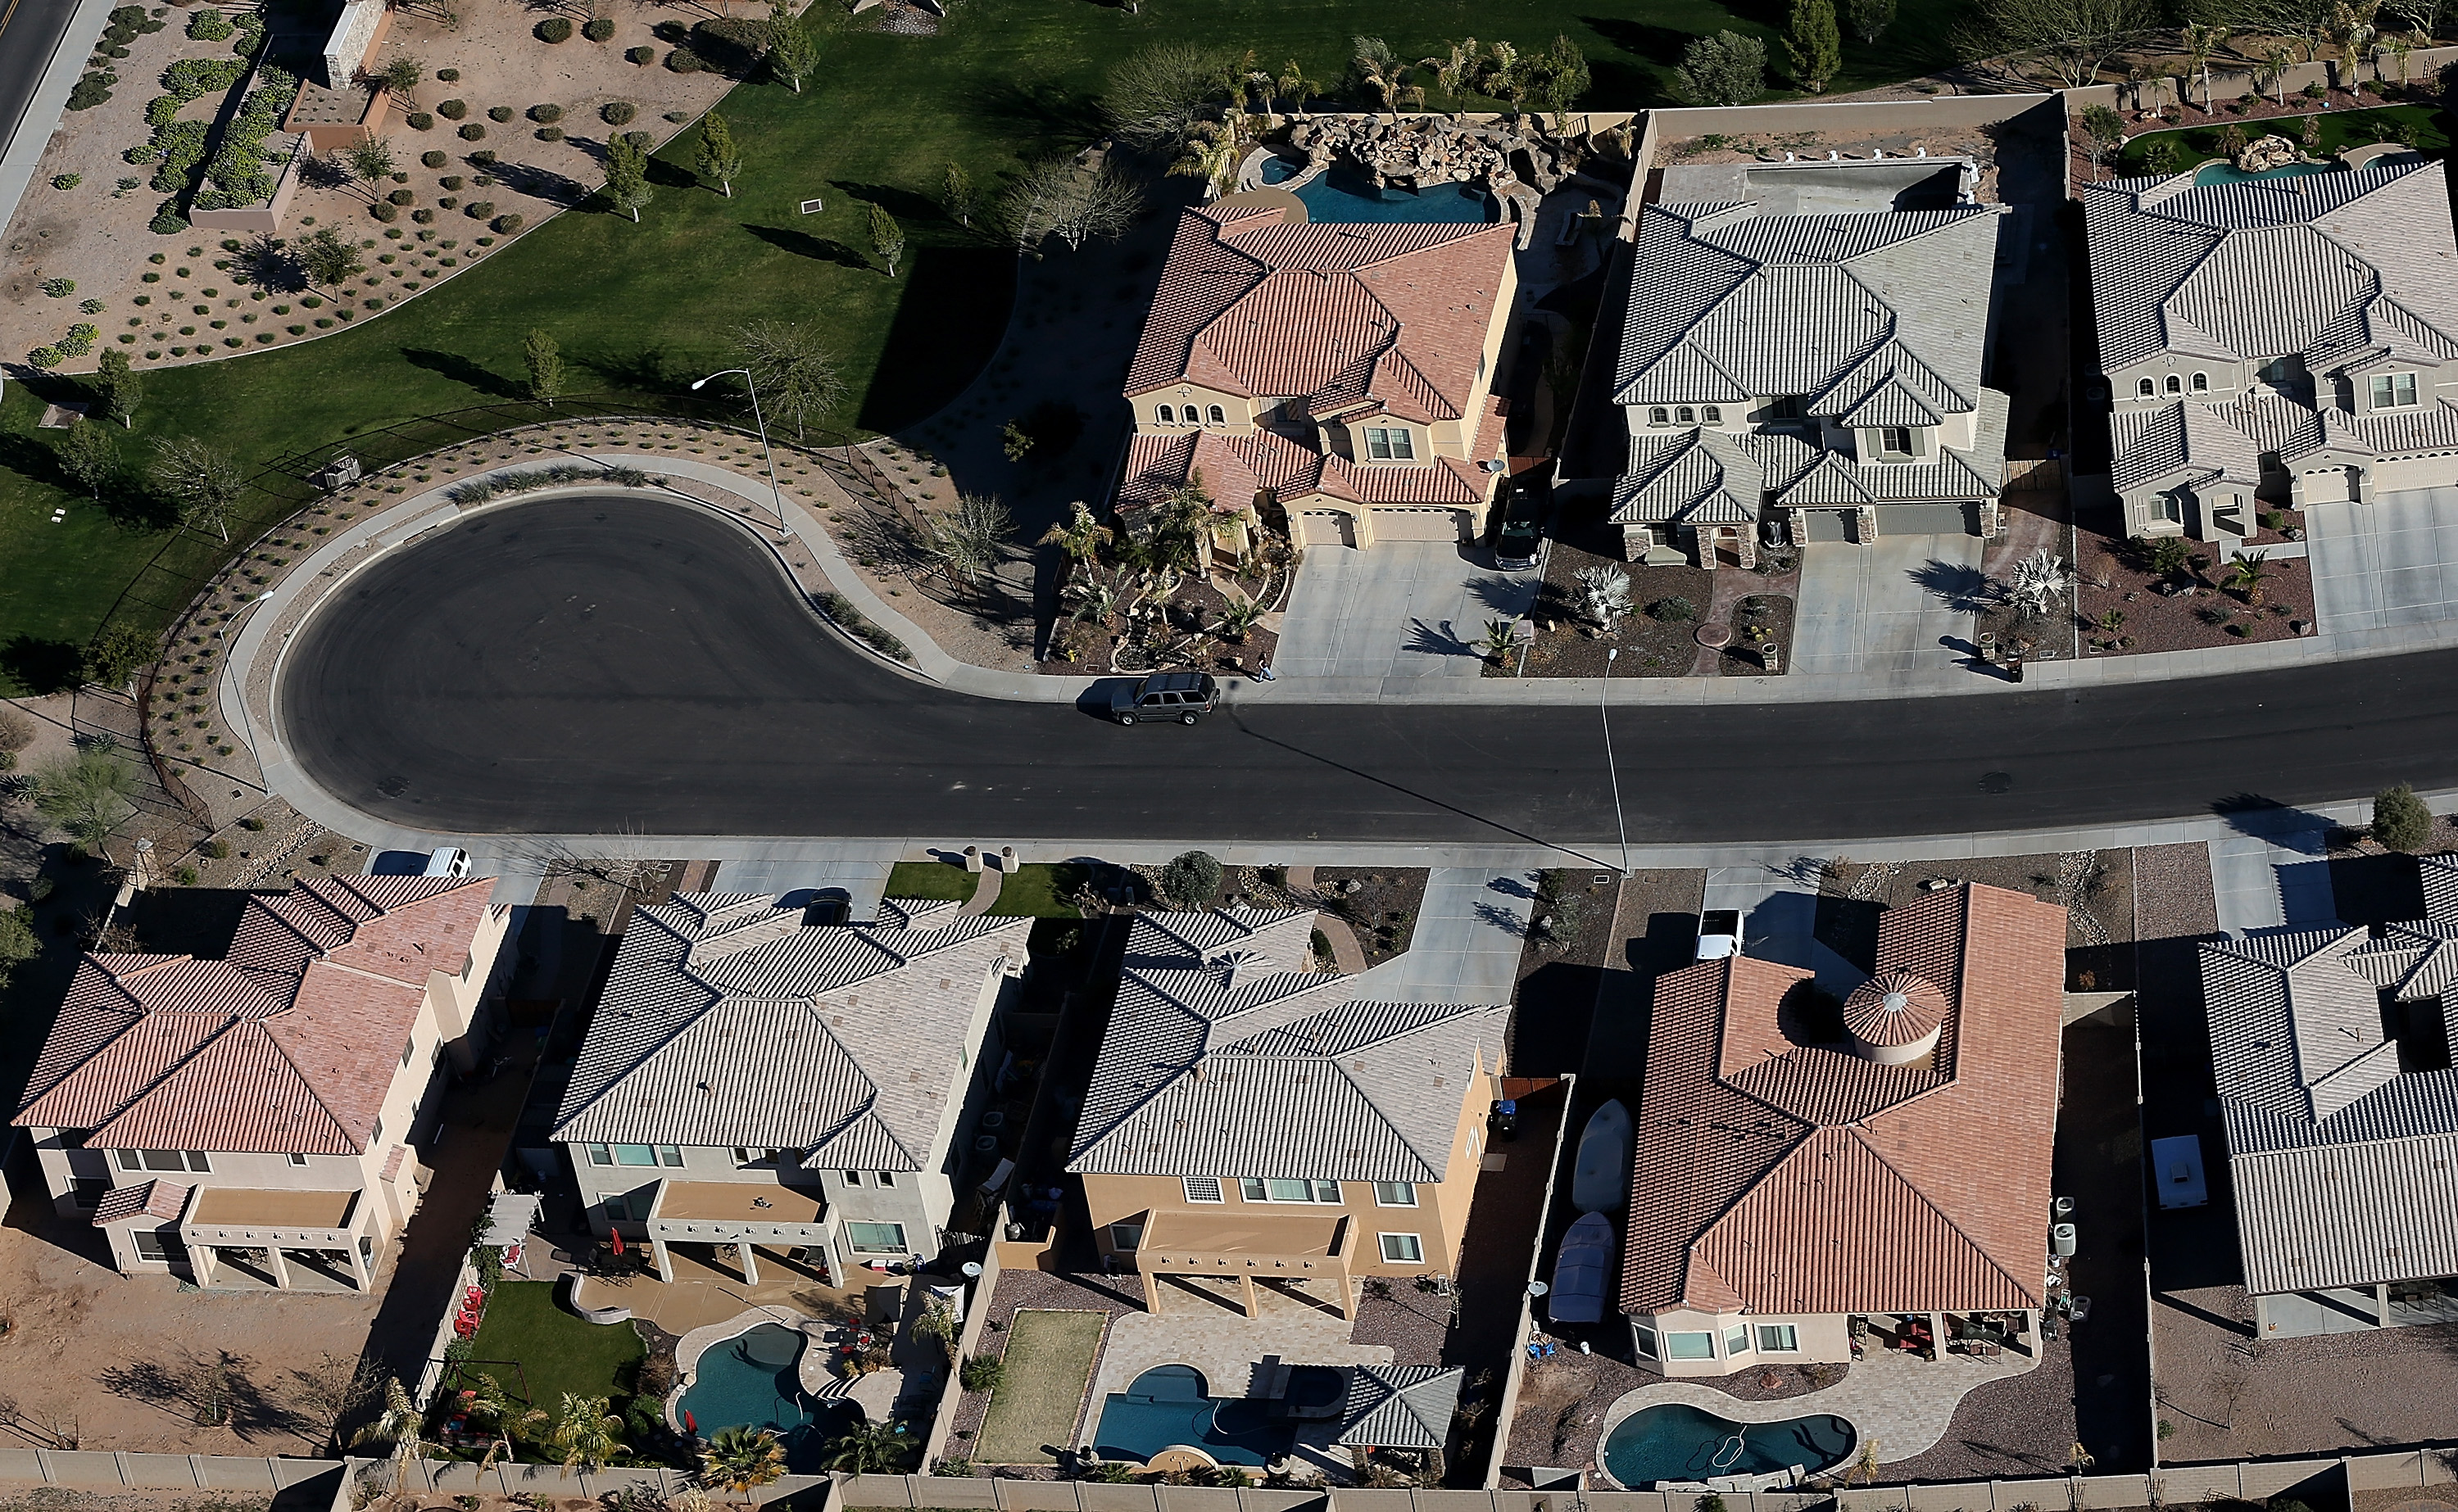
[
  {"left": 1109, "top": 672, "right": 1218, "bottom": 725},
  {"left": 1494, "top": 484, "right": 1544, "bottom": 570}
]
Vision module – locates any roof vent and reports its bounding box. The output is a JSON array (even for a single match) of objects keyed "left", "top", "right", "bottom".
[{"left": 1840, "top": 971, "right": 1947, "bottom": 1064}]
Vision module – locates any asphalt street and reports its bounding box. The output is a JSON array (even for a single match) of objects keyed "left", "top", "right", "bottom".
[
  {"left": 279, "top": 495, "right": 2438, "bottom": 846},
  {"left": 0, "top": 0, "right": 79, "bottom": 162}
]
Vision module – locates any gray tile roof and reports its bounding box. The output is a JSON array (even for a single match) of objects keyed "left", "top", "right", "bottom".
[
  {"left": 1613, "top": 200, "right": 2002, "bottom": 421},
  {"left": 553, "top": 894, "right": 1032, "bottom": 1170},
  {"left": 2082, "top": 160, "right": 2458, "bottom": 372},
  {"left": 1336, "top": 1365, "right": 1463, "bottom": 1449},
  {"left": 1066, "top": 909, "right": 1505, "bottom": 1184},
  {"left": 2199, "top": 874, "right": 2458, "bottom": 1292}
]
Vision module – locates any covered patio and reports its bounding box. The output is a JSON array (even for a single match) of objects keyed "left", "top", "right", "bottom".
[
  {"left": 642, "top": 1178, "right": 833, "bottom": 1288},
  {"left": 181, "top": 1187, "right": 375, "bottom": 1291},
  {"left": 1132, "top": 1209, "right": 1358, "bottom": 1320},
  {"left": 1853, "top": 1308, "right": 2040, "bottom": 1361}
]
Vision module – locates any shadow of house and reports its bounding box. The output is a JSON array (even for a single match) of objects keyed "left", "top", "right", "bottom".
[{"left": 855, "top": 246, "right": 1017, "bottom": 433}]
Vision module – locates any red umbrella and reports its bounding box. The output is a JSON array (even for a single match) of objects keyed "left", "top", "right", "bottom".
[
  {"left": 684, "top": 1410, "right": 697, "bottom": 1434},
  {"left": 611, "top": 1229, "right": 625, "bottom": 1256}
]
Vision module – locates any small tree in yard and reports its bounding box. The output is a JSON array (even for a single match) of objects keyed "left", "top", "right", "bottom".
[
  {"left": 734, "top": 319, "right": 844, "bottom": 441},
  {"left": 867, "top": 201, "right": 905, "bottom": 276},
  {"left": 153, "top": 437, "right": 243, "bottom": 542},
  {"left": 2079, "top": 102, "right": 2126, "bottom": 174},
  {"left": 1674, "top": 30, "right": 1767, "bottom": 105},
  {"left": 1574, "top": 564, "right": 1632, "bottom": 631},
  {"left": 2224, "top": 548, "right": 2274, "bottom": 604},
  {"left": 605, "top": 134, "right": 651, "bottom": 222},
  {"left": 916, "top": 493, "right": 1014, "bottom": 591},
  {"left": 300, "top": 226, "right": 364, "bottom": 288},
  {"left": 524, "top": 328, "right": 564, "bottom": 406},
  {"left": 35, "top": 743, "right": 139, "bottom": 861},
  {"left": 1001, "top": 158, "right": 1142, "bottom": 255},
  {"left": 375, "top": 56, "right": 424, "bottom": 102},
  {"left": 1786, "top": 0, "right": 1844, "bottom": 92},
  {"left": 1847, "top": 0, "right": 1898, "bottom": 43},
  {"left": 694, "top": 110, "right": 742, "bottom": 197},
  {"left": 2374, "top": 783, "right": 2435, "bottom": 851},
  {"left": 0, "top": 905, "right": 37, "bottom": 989},
  {"left": 546, "top": 1393, "right": 621, "bottom": 1477},
  {"left": 94, "top": 347, "right": 141, "bottom": 428},
  {"left": 766, "top": 16, "right": 818, "bottom": 92},
  {"left": 1101, "top": 43, "right": 1234, "bottom": 147},
  {"left": 703, "top": 1426, "right": 787, "bottom": 1496},
  {"left": 343, "top": 138, "right": 395, "bottom": 198},
  {"left": 1159, "top": 849, "right": 1224, "bottom": 908},
  {"left": 81, "top": 627, "right": 155, "bottom": 690},
  {"left": 942, "top": 161, "right": 977, "bottom": 229},
  {"left": 55, "top": 418, "right": 117, "bottom": 499}
]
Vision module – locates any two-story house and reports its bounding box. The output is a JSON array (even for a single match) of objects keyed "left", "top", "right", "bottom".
[
  {"left": 1611, "top": 173, "right": 2011, "bottom": 566},
  {"left": 552, "top": 893, "right": 1029, "bottom": 1287},
  {"left": 1619, "top": 883, "right": 2064, "bottom": 1374},
  {"left": 1068, "top": 907, "right": 1506, "bottom": 1318},
  {"left": 1114, "top": 200, "right": 1517, "bottom": 551},
  {"left": 12, "top": 874, "right": 510, "bottom": 1289},
  {"left": 2084, "top": 155, "right": 2458, "bottom": 538}
]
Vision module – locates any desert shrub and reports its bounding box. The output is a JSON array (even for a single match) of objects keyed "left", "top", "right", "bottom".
[
  {"left": 536, "top": 16, "right": 572, "bottom": 41},
  {"left": 528, "top": 102, "right": 562, "bottom": 122},
  {"left": 67, "top": 72, "right": 114, "bottom": 110},
  {"left": 583, "top": 16, "right": 614, "bottom": 39},
  {"left": 420, "top": 150, "right": 447, "bottom": 168},
  {"left": 2376, "top": 784, "right": 2435, "bottom": 852},
  {"left": 53, "top": 172, "right": 82, "bottom": 189},
  {"left": 388, "top": 187, "right": 414, "bottom": 205},
  {"left": 535, "top": 124, "right": 563, "bottom": 140},
  {"left": 960, "top": 1355, "right": 1005, "bottom": 1392},
  {"left": 664, "top": 46, "right": 701, "bottom": 71},
  {"left": 491, "top": 211, "right": 524, "bottom": 233},
  {"left": 486, "top": 104, "right": 513, "bottom": 122},
  {"left": 436, "top": 67, "right": 459, "bottom": 82},
  {"left": 201, "top": 838, "right": 228, "bottom": 858},
  {"left": 467, "top": 148, "right": 496, "bottom": 165},
  {"left": 457, "top": 121, "right": 484, "bottom": 140},
  {"left": 1159, "top": 850, "right": 1223, "bottom": 908},
  {"left": 465, "top": 200, "right": 493, "bottom": 216},
  {"left": 439, "top": 174, "right": 464, "bottom": 190},
  {"left": 625, "top": 44, "right": 654, "bottom": 63},
  {"left": 404, "top": 111, "right": 432, "bottom": 129},
  {"left": 1647, "top": 595, "right": 1696, "bottom": 622},
  {"left": 436, "top": 97, "right": 466, "bottom": 119},
  {"left": 370, "top": 199, "right": 397, "bottom": 221},
  {"left": 186, "top": 7, "right": 232, "bottom": 39},
  {"left": 601, "top": 99, "right": 635, "bottom": 124},
  {"left": 411, "top": 207, "right": 433, "bottom": 222}
]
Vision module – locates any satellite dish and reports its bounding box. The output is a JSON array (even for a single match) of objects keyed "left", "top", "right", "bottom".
[
  {"left": 961, "top": 1261, "right": 983, "bottom": 1279},
  {"left": 1527, "top": 1280, "right": 1550, "bottom": 1297}
]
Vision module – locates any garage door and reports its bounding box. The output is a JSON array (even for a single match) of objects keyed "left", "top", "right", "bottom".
[
  {"left": 1875, "top": 502, "right": 1979, "bottom": 536},
  {"left": 1799, "top": 509, "right": 1850, "bottom": 543},
  {"left": 1297, "top": 510, "right": 1354, "bottom": 547},
  {"left": 1367, "top": 506, "right": 1467, "bottom": 543}
]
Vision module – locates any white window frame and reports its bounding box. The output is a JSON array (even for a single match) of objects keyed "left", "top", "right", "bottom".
[
  {"left": 1676, "top": 405, "right": 1695, "bottom": 424},
  {"left": 2373, "top": 372, "right": 2420, "bottom": 410},
  {"left": 875, "top": 1170, "right": 897, "bottom": 1187},
  {"left": 1664, "top": 1330, "right": 1717, "bottom": 1360},
  {"left": 586, "top": 1143, "right": 613, "bottom": 1166},
  {"left": 1724, "top": 1323, "right": 1752, "bottom": 1356},
  {"left": 288, "top": 1152, "right": 310, "bottom": 1167},
  {"left": 2138, "top": 378, "right": 2156, "bottom": 397},
  {"left": 1182, "top": 1175, "right": 1224, "bottom": 1203},
  {"left": 1110, "top": 1220, "right": 1145, "bottom": 1252},
  {"left": 131, "top": 1229, "right": 184, "bottom": 1263},
  {"left": 846, "top": 1220, "right": 909, "bottom": 1254},
  {"left": 1756, "top": 1324, "right": 1800, "bottom": 1352},
  {"left": 1703, "top": 405, "right": 1722, "bottom": 424},
  {"left": 1648, "top": 406, "right": 1670, "bottom": 426},
  {"left": 1879, "top": 426, "right": 1912, "bottom": 458},
  {"left": 1240, "top": 1177, "right": 1340, "bottom": 1204},
  {"left": 1372, "top": 1182, "right": 1417, "bottom": 1207},
  {"left": 1634, "top": 1324, "right": 1659, "bottom": 1357},
  {"left": 655, "top": 1145, "right": 683, "bottom": 1167},
  {"left": 611, "top": 1143, "right": 658, "bottom": 1167},
  {"left": 1378, "top": 1232, "right": 1425, "bottom": 1264},
  {"left": 1207, "top": 404, "right": 1226, "bottom": 424},
  {"left": 1156, "top": 404, "right": 1174, "bottom": 424}
]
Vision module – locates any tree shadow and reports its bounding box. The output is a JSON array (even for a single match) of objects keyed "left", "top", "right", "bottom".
[
  {"left": 643, "top": 156, "right": 697, "bottom": 190},
  {"left": 1572, "top": 17, "right": 1681, "bottom": 105},
  {"left": 832, "top": 179, "right": 945, "bottom": 223},
  {"left": 400, "top": 347, "right": 524, "bottom": 401},
  {"left": 1404, "top": 618, "right": 1478, "bottom": 658},
  {"left": 0, "top": 636, "right": 83, "bottom": 696},
  {"left": 1466, "top": 574, "right": 1534, "bottom": 613},
  {"left": 957, "top": 76, "right": 1107, "bottom": 142},
  {"left": 742, "top": 223, "right": 871, "bottom": 272},
  {"left": 490, "top": 159, "right": 588, "bottom": 206},
  {"left": 575, "top": 344, "right": 673, "bottom": 393},
  {"left": 1907, "top": 556, "right": 1998, "bottom": 612}
]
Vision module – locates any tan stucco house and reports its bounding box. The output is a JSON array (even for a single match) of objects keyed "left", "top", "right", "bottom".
[
  {"left": 2084, "top": 155, "right": 2458, "bottom": 537},
  {"left": 1068, "top": 907, "right": 1505, "bottom": 1316},
  {"left": 13, "top": 874, "right": 511, "bottom": 1289},
  {"left": 552, "top": 893, "right": 1029, "bottom": 1288},
  {"left": 1620, "top": 884, "right": 2064, "bottom": 1374},
  {"left": 1115, "top": 201, "right": 1517, "bottom": 551}
]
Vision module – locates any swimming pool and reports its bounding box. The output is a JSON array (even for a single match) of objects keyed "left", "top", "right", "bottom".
[
  {"left": 1600, "top": 1402, "right": 1856, "bottom": 1487},
  {"left": 1091, "top": 1364, "right": 1320, "bottom": 1465},
  {"left": 675, "top": 1323, "right": 865, "bottom": 1472},
  {"left": 1259, "top": 156, "right": 1494, "bottom": 224},
  {"left": 2191, "top": 159, "right": 2338, "bottom": 187}
]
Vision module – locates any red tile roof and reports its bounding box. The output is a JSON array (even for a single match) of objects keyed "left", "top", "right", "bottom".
[
  {"left": 1621, "top": 885, "right": 2066, "bottom": 1317},
  {"left": 92, "top": 1178, "right": 192, "bottom": 1226},
  {"left": 1126, "top": 207, "right": 1514, "bottom": 426},
  {"left": 15, "top": 876, "right": 498, "bottom": 1156}
]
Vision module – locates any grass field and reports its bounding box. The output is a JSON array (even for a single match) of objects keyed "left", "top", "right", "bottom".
[
  {"left": 972, "top": 1309, "right": 1108, "bottom": 1465},
  {"left": 887, "top": 858, "right": 982, "bottom": 903},
  {"left": 0, "top": 0, "right": 1967, "bottom": 690},
  {"left": 462, "top": 1279, "right": 647, "bottom": 1423},
  {"left": 988, "top": 861, "right": 1088, "bottom": 917}
]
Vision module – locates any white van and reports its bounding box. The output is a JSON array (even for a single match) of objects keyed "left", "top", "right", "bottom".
[{"left": 422, "top": 847, "right": 473, "bottom": 879}]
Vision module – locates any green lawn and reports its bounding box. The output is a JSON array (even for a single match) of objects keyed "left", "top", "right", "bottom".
[
  {"left": 2117, "top": 102, "right": 2449, "bottom": 174},
  {"left": 987, "top": 862, "right": 1088, "bottom": 917},
  {"left": 461, "top": 1279, "right": 646, "bottom": 1416},
  {"left": 887, "top": 858, "right": 981, "bottom": 903},
  {"left": 0, "top": 0, "right": 1966, "bottom": 689},
  {"left": 971, "top": 1309, "right": 1107, "bottom": 1465}
]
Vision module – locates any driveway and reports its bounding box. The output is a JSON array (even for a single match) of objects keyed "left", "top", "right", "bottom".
[
  {"left": 2306, "top": 487, "right": 2458, "bottom": 632},
  {"left": 1349, "top": 867, "right": 1535, "bottom": 1003},
  {"left": 1273, "top": 542, "right": 1540, "bottom": 681},
  {"left": 1790, "top": 534, "right": 1986, "bottom": 685}
]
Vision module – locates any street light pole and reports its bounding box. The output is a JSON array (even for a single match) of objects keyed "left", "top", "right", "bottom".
[
  {"left": 690, "top": 367, "right": 789, "bottom": 540},
  {"left": 1601, "top": 646, "right": 1629, "bottom": 876}
]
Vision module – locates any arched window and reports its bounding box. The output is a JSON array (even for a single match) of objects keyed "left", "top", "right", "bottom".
[
  {"left": 2165, "top": 374, "right": 2183, "bottom": 394},
  {"left": 2138, "top": 378, "right": 2155, "bottom": 398},
  {"left": 1208, "top": 404, "right": 1226, "bottom": 424},
  {"left": 1676, "top": 406, "right": 1696, "bottom": 423},
  {"left": 2192, "top": 373, "right": 2209, "bottom": 392},
  {"left": 1648, "top": 406, "right": 1670, "bottom": 425},
  {"left": 1703, "top": 405, "right": 1723, "bottom": 423},
  {"left": 1156, "top": 405, "right": 1175, "bottom": 423}
]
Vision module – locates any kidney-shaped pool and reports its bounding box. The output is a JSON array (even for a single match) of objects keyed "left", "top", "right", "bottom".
[{"left": 1601, "top": 1401, "right": 1856, "bottom": 1487}]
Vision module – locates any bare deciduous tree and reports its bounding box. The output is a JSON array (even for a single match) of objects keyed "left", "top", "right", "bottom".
[
  {"left": 1957, "top": 0, "right": 2156, "bottom": 87},
  {"left": 1000, "top": 159, "right": 1142, "bottom": 256},
  {"left": 1100, "top": 44, "right": 1234, "bottom": 147}
]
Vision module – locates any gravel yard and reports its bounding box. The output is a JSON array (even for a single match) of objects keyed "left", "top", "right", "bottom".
[{"left": 2070, "top": 518, "right": 2313, "bottom": 655}]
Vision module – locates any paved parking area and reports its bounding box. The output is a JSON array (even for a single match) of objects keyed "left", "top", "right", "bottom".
[
  {"left": 1790, "top": 534, "right": 1985, "bottom": 686},
  {"left": 2307, "top": 487, "right": 2458, "bottom": 632},
  {"left": 1274, "top": 542, "right": 1539, "bottom": 681}
]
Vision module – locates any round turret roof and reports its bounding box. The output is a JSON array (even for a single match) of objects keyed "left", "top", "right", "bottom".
[{"left": 1842, "top": 970, "right": 1948, "bottom": 1049}]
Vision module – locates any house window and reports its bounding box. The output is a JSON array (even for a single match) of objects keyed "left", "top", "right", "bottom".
[
  {"left": 1208, "top": 405, "right": 1226, "bottom": 424},
  {"left": 288, "top": 1152, "right": 310, "bottom": 1168},
  {"left": 874, "top": 1171, "right": 896, "bottom": 1187},
  {"left": 1768, "top": 396, "right": 1804, "bottom": 420},
  {"left": 1664, "top": 1331, "right": 1718, "bottom": 1360},
  {"left": 1182, "top": 1176, "right": 1223, "bottom": 1203},
  {"left": 586, "top": 1143, "right": 613, "bottom": 1166},
  {"left": 2165, "top": 374, "right": 2183, "bottom": 394},
  {"left": 1156, "top": 405, "right": 1175, "bottom": 423},
  {"left": 1703, "top": 405, "right": 1722, "bottom": 423},
  {"left": 655, "top": 1146, "right": 683, "bottom": 1167},
  {"left": 1240, "top": 1178, "right": 1340, "bottom": 1203},
  {"left": 612, "top": 1144, "right": 660, "bottom": 1166},
  {"left": 1725, "top": 1324, "right": 1752, "bottom": 1356},
  {"left": 2192, "top": 372, "right": 2209, "bottom": 392},
  {"left": 1378, "top": 1233, "right": 1425, "bottom": 1264},
  {"left": 1634, "top": 1325, "right": 1659, "bottom": 1357},
  {"left": 605, "top": 1193, "right": 630, "bottom": 1221},
  {"left": 2147, "top": 494, "right": 2184, "bottom": 525},
  {"left": 841, "top": 1170, "right": 865, "bottom": 1186},
  {"left": 1648, "top": 407, "right": 1670, "bottom": 425},
  {"left": 1676, "top": 406, "right": 1695, "bottom": 423},
  {"left": 1372, "top": 1182, "right": 1417, "bottom": 1207},
  {"left": 131, "top": 1229, "right": 187, "bottom": 1264},
  {"left": 401, "top": 1035, "right": 416, "bottom": 1067},
  {"left": 186, "top": 1152, "right": 210, "bottom": 1171},
  {"left": 2372, "top": 373, "right": 2420, "bottom": 409},
  {"left": 1757, "top": 1324, "right": 1800, "bottom": 1351},
  {"left": 116, "top": 1149, "right": 142, "bottom": 1170},
  {"left": 371, "top": 1118, "right": 383, "bottom": 1146},
  {"left": 2138, "top": 378, "right": 2156, "bottom": 397},
  {"left": 846, "top": 1221, "right": 909, "bottom": 1253},
  {"left": 1110, "top": 1220, "right": 1145, "bottom": 1251},
  {"left": 1880, "top": 427, "right": 1912, "bottom": 457},
  {"left": 139, "top": 1149, "right": 187, "bottom": 1172},
  {"left": 1363, "top": 428, "right": 1415, "bottom": 460}
]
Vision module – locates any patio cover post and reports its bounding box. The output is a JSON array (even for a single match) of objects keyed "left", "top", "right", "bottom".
[
  {"left": 193, "top": 1243, "right": 218, "bottom": 1287},
  {"left": 652, "top": 1237, "right": 676, "bottom": 1283},
  {"left": 2377, "top": 1283, "right": 2392, "bottom": 1326},
  {"left": 739, "top": 1242, "right": 760, "bottom": 1286},
  {"left": 347, "top": 1239, "right": 370, "bottom": 1291},
  {"left": 1141, "top": 1265, "right": 1163, "bottom": 1315},
  {"left": 1240, "top": 1272, "right": 1259, "bottom": 1318},
  {"left": 267, "top": 1244, "right": 293, "bottom": 1289}
]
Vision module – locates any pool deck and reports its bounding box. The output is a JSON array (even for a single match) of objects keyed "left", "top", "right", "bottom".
[{"left": 1593, "top": 1346, "right": 2040, "bottom": 1489}]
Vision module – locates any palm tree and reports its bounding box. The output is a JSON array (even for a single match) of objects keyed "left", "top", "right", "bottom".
[
  {"left": 2261, "top": 44, "right": 2297, "bottom": 104},
  {"left": 1215, "top": 597, "right": 1266, "bottom": 642},
  {"left": 2181, "top": 24, "right": 2230, "bottom": 110},
  {"left": 819, "top": 1419, "right": 916, "bottom": 1474},
  {"left": 1064, "top": 567, "right": 1126, "bottom": 627},
  {"left": 1171, "top": 111, "right": 1249, "bottom": 200},
  {"left": 1351, "top": 36, "right": 1409, "bottom": 115},
  {"left": 1039, "top": 500, "right": 1113, "bottom": 564},
  {"left": 350, "top": 1378, "right": 432, "bottom": 1495},
  {"left": 2383, "top": 27, "right": 2422, "bottom": 89},
  {"left": 1479, "top": 618, "right": 1520, "bottom": 664},
  {"left": 546, "top": 1392, "right": 624, "bottom": 1477},
  {"left": 2225, "top": 549, "right": 2275, "bottom": 604},
  {"left": 1425, "top": 37, "right": 1480, "bottom": 97},
  {"left": 701, "top": 1425, "right": 787, "bottom": 1496},
  {"left": 2332, "top": 0, "right": 2383, "bottom": 93}
]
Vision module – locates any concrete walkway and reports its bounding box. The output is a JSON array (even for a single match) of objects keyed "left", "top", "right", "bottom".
[
  {"left": 1274, "top": 543, "right": 1540, "bottom": 682},
  {"left": 1791, "top": 534, "right": 1987, "bottom": 688},
  {"left": 1346, "top": 867, "right": 1536, "bottom": 1002}
]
